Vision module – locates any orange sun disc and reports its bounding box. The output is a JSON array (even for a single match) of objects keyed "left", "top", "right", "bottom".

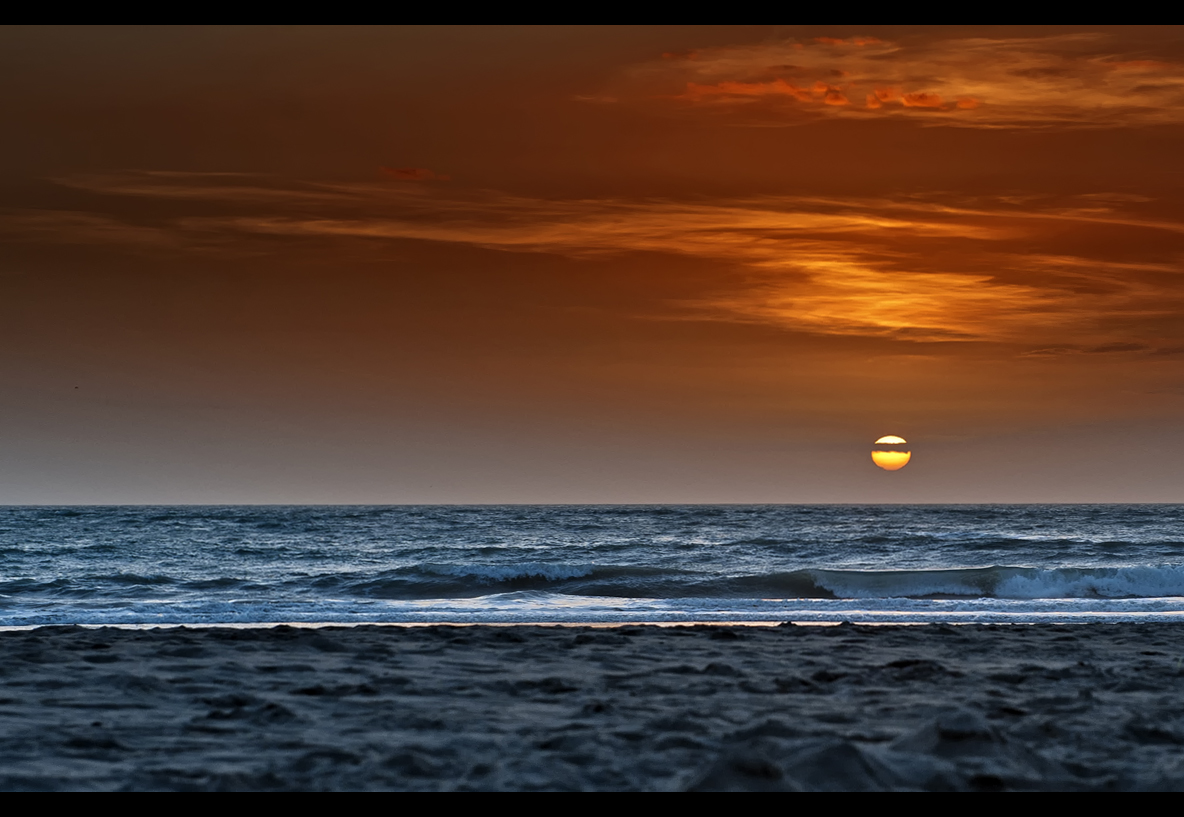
[{"left": 871, "top": 435, "right": 911, "bottom": 471}]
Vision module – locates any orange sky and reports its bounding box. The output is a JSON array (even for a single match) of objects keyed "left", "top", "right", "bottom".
[{"left": 2, "top": 26, "right": 1183, "bottom": 502}]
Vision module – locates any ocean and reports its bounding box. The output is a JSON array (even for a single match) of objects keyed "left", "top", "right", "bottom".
[{"left": 2, "top": 504, "right": 1183, "bottom": 627}]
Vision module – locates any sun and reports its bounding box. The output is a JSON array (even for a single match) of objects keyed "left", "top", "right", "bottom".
[{"left": 872, "top": 435, "right": 911, "bottom": 471}]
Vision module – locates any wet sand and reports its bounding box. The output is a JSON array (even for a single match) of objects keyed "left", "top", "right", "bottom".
[{"left": 3, "top": 622, "right": 1184, "bottom": 790}]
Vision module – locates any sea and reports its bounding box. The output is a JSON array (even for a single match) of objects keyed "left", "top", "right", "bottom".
[{"left": 2, "top": 504, "right": 1184, "bottom": 627}]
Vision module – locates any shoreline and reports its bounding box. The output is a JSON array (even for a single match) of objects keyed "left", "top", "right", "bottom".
[
  {"left": 7, "top": 609, "right": 1184, "bottom": 632},
  {"left": 0, "top": 620, "right": 883, "bottom": 632},
  {"left": 4, "top": 622, "right": 1184, "bottom": 790}
]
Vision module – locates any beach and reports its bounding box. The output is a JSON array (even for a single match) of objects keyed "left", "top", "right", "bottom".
[{"left": 3, "top": 622, "right": 1184, "bottom": 790}]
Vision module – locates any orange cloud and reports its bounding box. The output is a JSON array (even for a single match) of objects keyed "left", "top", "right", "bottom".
[
  {"left": 679, "top": 78, "right": 853, "bottom": 105},
  {"left": 621, "top": 33, "right": 1184, "bottom": 127},
  {"left": 42, "top": 173, "right": 1184, "bottom": 351},
  {"left": 681, "top": 79, "right": 813, "bottom": 102},
  {"left": 379, "top": 167, "right": 450, "bottom": 182},
  {"left": 1105, "top": 59, "right": 1175, "bottom": 71},
  {"left": 814, "top": 36, "right": 883, "bottom": 46},
  {"left": 901, "top": 92, "right": 945, "bottom": 109},
  {"left": 0, "top": 210, "right": 176, "bottom": 248}
]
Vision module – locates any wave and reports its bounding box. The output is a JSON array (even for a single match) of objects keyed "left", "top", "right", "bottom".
[
  {"left": 6, "top": 563, "right": 1184, "bottom": 603},
  {"left": 285, "top": 563, "right": 1184, "bottom": 601},
  {"left": 806, "top": 565, "right": 1184, "bottom": 599}
]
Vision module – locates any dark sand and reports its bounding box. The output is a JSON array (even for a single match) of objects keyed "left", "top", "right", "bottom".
[{"left": 3, "top": 622, "right": 1184, "bottom": 790}]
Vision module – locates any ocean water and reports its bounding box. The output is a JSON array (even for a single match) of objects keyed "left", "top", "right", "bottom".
[{"left": 2, "top": 505, "right": 1184, "bottom": 627}]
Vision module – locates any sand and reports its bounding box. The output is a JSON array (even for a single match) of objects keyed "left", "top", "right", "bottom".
[{"left": 2, "top": 622, "right": 1184, "bottom": 790}]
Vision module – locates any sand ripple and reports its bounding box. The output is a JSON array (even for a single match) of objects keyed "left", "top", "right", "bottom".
[{"left": 1, "top": 623, "right": 1183, "bottom": 790}]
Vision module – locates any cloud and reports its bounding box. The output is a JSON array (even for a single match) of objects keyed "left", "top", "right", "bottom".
[
  {"left": 0, "top": 209, "right": 177, "bottom": 248},
  {"left": 58, "top": 171, "right": 358, "bottom": 206},
  {"left": 814, "top": 37, "right": 884, "bottom": 47},
  {"left": 615, "top": 32, "right": 1184, "bottom": 128},
  {"left": 680, "top": 79, "right": 815, "bottom": 102},
  {"left": 1022, "top": 342, "right": 1157, "bottom": 357},
  {"left": 900, "top": 92, "right": 945, "bottom": 109},
  {"left": 379, "top": 167, "right": 451, "bottom": 182},
  {"left": 19, "top": 172, "right": 1184, "bottom": 350}
]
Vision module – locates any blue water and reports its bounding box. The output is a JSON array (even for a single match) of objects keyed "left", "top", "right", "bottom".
[{"left": 2, "top": 505, "right": 1184, "bottom": 626}]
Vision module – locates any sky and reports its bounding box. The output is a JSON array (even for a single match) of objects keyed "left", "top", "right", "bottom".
[{"left": 2, "top": 25, "right": 1184, "bottom": 503}]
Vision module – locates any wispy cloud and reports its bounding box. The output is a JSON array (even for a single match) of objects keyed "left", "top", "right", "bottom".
[
  {"left": 57, "top": 171, "right": 360, "bottom": 205},
  {"left": 613, "top": 33, "right": 1184, "bottom": 128},
  {"left": 12, "top": 172, "right": 1184, "bottom": 349},
  {"left": 0, "top": 209, "right": 177, "bottom": 247}
]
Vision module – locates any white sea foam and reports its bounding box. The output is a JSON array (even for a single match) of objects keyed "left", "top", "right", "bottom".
[
  {"left": 810, "top": 565, "right": 1184, "bottom": 600},
  {"left": 6, "top": 593, "right": 1184, "bottom": 627},
  {"left": 995, "top": 565, "right": 1184, "bottom": 598}
]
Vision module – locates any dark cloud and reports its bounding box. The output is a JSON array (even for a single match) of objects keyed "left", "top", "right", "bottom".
[{"left": 379, "top": 166, "right": 450, "bottom": 182}]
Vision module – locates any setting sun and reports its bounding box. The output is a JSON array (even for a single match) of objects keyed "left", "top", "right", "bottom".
[{"left": 872, "top": 436, "right": 911, "bottom": 471}]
